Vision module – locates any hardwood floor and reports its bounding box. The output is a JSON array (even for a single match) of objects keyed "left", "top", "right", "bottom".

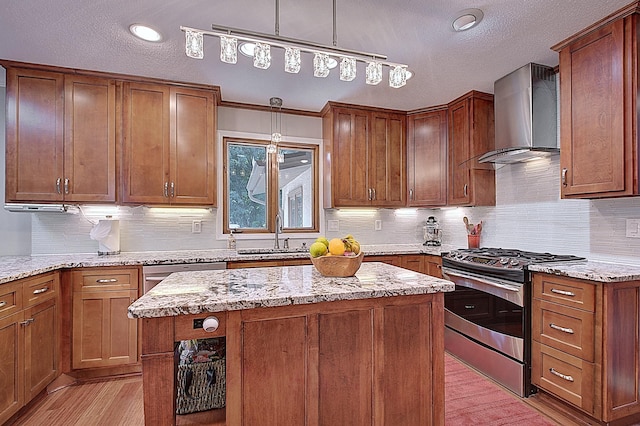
[{"left": 9, "top": 360, "right": 583, "bottom": 426}]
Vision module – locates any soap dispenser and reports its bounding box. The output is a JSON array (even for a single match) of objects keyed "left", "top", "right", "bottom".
[{"left": 227, "top": 229, "right": 237, "bottom": 250}]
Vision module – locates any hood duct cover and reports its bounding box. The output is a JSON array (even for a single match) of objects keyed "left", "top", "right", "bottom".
[{"left": 479, "top": 63, "right": 558, "bottom": 164}]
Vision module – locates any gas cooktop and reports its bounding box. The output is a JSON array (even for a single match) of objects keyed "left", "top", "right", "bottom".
[{"left": 442, "top": 248, "right": 585, "bottom": 283}]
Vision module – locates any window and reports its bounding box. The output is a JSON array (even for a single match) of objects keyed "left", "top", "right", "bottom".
[{"left": 223, "top": 138, "right": 318, "bottom": 234}]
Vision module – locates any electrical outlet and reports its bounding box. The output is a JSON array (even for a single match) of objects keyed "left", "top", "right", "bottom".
[
  {"left": 192, "top": 220, "right": 202, "bottom": 234},
  {"left": 375, "top": 220, "right": 382, "bottom": 231},
  {"left": 328, "top": 220, "right": 340, "bottom": 232},
  {"left": 626, "top": 219, "right": 640, "bottom": 238}
]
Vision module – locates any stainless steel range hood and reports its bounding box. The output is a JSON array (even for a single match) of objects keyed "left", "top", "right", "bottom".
[
  {"left": 4, "top": 203, "right": 80, "bottom": 213},
  {"left": 479, "top": 63, "right": 558, "bottom": 164}
]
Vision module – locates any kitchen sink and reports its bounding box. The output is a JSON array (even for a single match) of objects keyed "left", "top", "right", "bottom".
[{"left": 236, "top": 247, "right": 308, "bottom": 255}]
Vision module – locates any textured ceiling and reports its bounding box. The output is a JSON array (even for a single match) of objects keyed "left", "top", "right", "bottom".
[{"left": 0, "top": 0, "right": 633, "bottom": 112}]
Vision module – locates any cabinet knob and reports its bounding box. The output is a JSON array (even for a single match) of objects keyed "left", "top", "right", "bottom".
[
  {"left": 550, "top": 288, "right": 575, "bottom": 297},
  {"left": 19, "top": 318, "right": 34, "bottom": 326},
  {"left": 561, "top": 168, "right": 568, "bottom": 187},
  {"left": 96, "top": 278, "right": 118, "bottom": 283},
  {"left": 56, "top": 178, "right": 62, "bottom": 194},
  {"left": 549, "top": 323, "right": 574, "bottom": 334},
  {"left": 0, "top": 301, "right": 7, "bottom": 308},
  {"left": 64, "top": 178, "right": 70, "bottom": 194},
  {"left": 409, "top": 188, "right": 414, "bottom": 200},
  {"left": 463, "top": 184, "right": 468, "bottom": 197},
  {"left": 549, "top": 367, "right": 574, "bottom": 382},
  {"left": 202, "top": 316, "right": 220, "bottom": 332},
  {"left": 33, "top": 287, "right": 49, "bottom": 295},
  {"left": 170, "top": 182, "right": 175, "bottom": 197},
  {"left": 164, "top": 182, "right": 169, "bottom": 198},
  {"left": 371, "top": 188, "right": 376, "bottom": 200}
]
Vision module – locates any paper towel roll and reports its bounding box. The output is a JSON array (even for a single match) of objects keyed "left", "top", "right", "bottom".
[{"left": 90, "top": 220, "right": 121, "bottom": 255}]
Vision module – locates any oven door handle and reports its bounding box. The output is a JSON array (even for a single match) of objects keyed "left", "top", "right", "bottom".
[{"left": 441, "top": 267, "right": 521, "bottom": 292}]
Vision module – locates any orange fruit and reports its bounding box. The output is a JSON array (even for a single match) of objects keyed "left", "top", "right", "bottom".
[{"left": 328, "top": 238, "right": 346, "bottom": 256}]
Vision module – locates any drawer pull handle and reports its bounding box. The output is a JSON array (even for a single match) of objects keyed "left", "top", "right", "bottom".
[
  {"left": 19, "top": 318, "right": 34, "bottom": 326},
  {"left": 33, "top": 287, "right": 49, "bottom": 295},
  {"left": 550, "top": 323, "right": 574, "bottom": 334},
  {"left": 0, "top": 301, "right": 6, "bottom": 308},
  {"left": 464, "top": 305, "right": 476, "bottom": 309},
  {"left": 549, "top": 368, "right": 574, "bottom": 382},
  {"left": 550, "top": 288, "right": 575, "bottom": 297},
  {"left": 96, "top": 278, "right": 118, "bottom": 283}
]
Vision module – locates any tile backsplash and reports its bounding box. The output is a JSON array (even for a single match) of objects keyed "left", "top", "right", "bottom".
[{"left": 28, "top": 156, "right": 640, "bottom": 265}]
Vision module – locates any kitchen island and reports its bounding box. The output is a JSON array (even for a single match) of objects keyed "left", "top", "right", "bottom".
[{"left": 128, "top": 262, "right": 454, "bottom": 426}]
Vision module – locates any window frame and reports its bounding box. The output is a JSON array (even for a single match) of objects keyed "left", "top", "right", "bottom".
[{"left": 222, "top": 136, "right": 319, "bottom": 235}]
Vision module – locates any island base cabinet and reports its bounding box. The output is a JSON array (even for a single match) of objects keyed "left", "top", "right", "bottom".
[{"left": 226, "top": 294, "right": 444, "bottom": 426}]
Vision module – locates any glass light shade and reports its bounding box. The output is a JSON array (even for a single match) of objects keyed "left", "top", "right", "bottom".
[
  {"left": 277, "top": 153, "right": 285, "bottom": 163},
  {"left": 284, "top": 47, "right": 301, "bottom": 73},
  {"left": 253, "top": 42, "right": 271, "bottom": 69},
  {"left": 340, "top": 57, "right": 356, "bottom": 81},
  {"left": 366, "top": 61, "right": 383, "bottom": 85},
  {"left": 271, "top": 132, "right": 282, "bottom": 143},
  {"left": 220, "top": 36, "right": 237, "bottom": 64},
  {"left": 389, "top": 66, "right": 408, "bottom": 88},
  {"left": 185, "top": 30, "right": 204, "bottom": 59},
  {"left": 267, "top": 143, "right": 278, "bottom": 154},
  {"left": 313, "top": 53, "right": 331, "bottom": 78}
]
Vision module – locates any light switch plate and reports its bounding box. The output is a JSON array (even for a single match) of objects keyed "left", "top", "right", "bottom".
[
  {"left": 375, "top": 220, "right": 382, "bottom": 231},
  {"left": 626, "top": 219, "right": 640, "bottom": 238},
  {"left": 192, "top": 220, "right": 202, "bottom": 234},
  {"left": 328, "top": 220, "right": 339, "bottom": 232}
]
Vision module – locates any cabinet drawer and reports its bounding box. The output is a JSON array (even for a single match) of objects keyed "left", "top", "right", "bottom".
[
  {"left": 0, "top": 282, "right": 23, "bottom": 319},
  {"left": 531, "top": 341, "right": 594, "bottom": 414},
  {"left": 22, "top": 273, "right": 59, "bottom": 307},
  {"left": 532, "top": 299, "right": 595, "bottom": 361},
  {"left": 533, "top": 274, "right": 596, "bottom": 312},
  {"left": 175, "top": 312, "right": 227, "bottom": 340},
  {"left": 72, "top": 268, "right": 139, "bottom": 292}
]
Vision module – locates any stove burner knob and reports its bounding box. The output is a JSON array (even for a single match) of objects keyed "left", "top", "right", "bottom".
[
  {"left": 510, "top": 259, "right": 520, "bottom": 266},
  {"left": 499, "top": 257, "right": 509, "bottom": 265}
]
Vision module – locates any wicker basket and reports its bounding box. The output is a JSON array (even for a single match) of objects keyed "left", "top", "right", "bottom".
[
  {"left": 310, "top": 251, "right": 364, "bottom": 277},
  {"left": 176, "top": 358, "right": 226, "bottom": 414}
]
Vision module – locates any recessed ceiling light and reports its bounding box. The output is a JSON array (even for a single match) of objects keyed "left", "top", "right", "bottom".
[
  {"left": 129, "top": 24, "right": 162, "bottom": 42},
  {"left": 452, "top": 9, "right": 484, "bottom": 32}
]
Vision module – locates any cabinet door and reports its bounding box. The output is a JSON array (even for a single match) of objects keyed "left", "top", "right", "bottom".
[
  {"left": 401, "top": 254, "right": 425, "bottom": 274},
  {"left": 331, "top": 109, "right": 370, "bottom": 206},
  {"left": 64, "top": 75, "right": 116, "bottom": 202},
  {"left": 72, "top": 289, "right": 138, "bottom": 369},
  {"left": 370, "top": 112, "right": 406, "bottom": 207},
  {"left": 0, "top": 311, "right": 24, "bottom": 425},
  {"left": 23, "top": 298, "right": 58, "bottom": 401},
  {"left": 559, "top": 19, "right": 627, "bottom": 197},
  {"left": 425, "top": 255, "right": 442, "bottom": 278},
  {"left": 5, "top": 68, "right": 64, "bottom": 202},
  {"left": 407, "top": 110, "right": 447, "bottom": 207},
  {"left": 448, "top": 98, "right": 471, "bottom": 205},
  {"left": 241, "top": 315, "right": 308, "bottom": 425},
  {"left": 122, "top": 82, "right": 170, "bottom": 204},
  {"left": 170, "top": 87, "right": 216, "bottom": 205}
]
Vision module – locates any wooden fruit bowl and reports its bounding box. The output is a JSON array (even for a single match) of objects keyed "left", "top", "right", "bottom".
[{"left": 310, "top": 251, "right": 364, "bottom": 277}]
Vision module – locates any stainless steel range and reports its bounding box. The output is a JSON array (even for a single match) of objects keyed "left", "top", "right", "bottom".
[{"left": 441, "top": 248, "right": 584, "bottom": 397}]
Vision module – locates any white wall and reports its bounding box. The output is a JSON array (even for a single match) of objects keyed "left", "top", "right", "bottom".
[
  {"left": 0, "top": 86, "right": 32, "bottom": 255},
  {"left": 3, "top": 103, "right": 640, "bottom": 263}
]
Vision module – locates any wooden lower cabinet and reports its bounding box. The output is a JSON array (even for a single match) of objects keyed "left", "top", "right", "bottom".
[
  {"left": 227, "top": 258, "right": 312, "bottom": 269},
  {"left": 0, "top": 272, "right": 60, "bottom": 425},
  {"left": 366, "top": 254, "right": 442, "bottom": 277},
  {"left": 531, "top": 273, "right": 640, "bottom": 424},
  {"left": 71, "top": 268, "right": 139, "bottom": 370},
  {"left": 229, "top": 294, "right": 444, "bottom": 425}
]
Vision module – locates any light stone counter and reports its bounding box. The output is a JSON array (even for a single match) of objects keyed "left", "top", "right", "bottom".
[
  {"left": 127, "top": 262, "right": 455, "bottom": 318},
  {"left": 0, "top": 244, "right": 447, "bottom": 285},
  {"left": 528, "top": 260, "right": 640, "bottom": 283}
]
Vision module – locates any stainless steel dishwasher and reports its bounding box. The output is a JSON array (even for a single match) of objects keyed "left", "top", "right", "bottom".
[{"left": 142, "top": 262, "right": 227, "bottom": 294}]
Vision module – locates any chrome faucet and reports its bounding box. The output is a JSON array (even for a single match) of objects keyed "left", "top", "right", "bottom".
[{"left": 274, "top": 213, "right": 282, "bottom": 249}]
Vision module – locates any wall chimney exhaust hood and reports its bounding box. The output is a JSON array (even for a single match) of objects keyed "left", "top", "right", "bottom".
[
  {"left": 479, "top": 63, "right": 558, "bottom": 164},
  {"left": 4, "top": 204, "right": 80, "bottom": 214}
]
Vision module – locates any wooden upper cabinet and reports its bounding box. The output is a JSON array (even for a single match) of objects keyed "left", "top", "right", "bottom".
[
  {"left": 322, "top": 103, "right": 405, "bottom": 208},
  {"left": 447, "top": 91, "right": 495, "bottom": 206},
  {"left": 5, "top": 68, "right": 64, "bottom": 202},
  {"left": 553, "top": 9, "right": 640, "bottom": 198},
  {"left": 407, "top": 108, "right": 448, "bottom": 207},
  {"left": 64, "top": 75, "right": 116, "bottom": 202},
  {"left": 5, "top": 68, "right": 116, "bottom": 203},
  {"left": 122, "top": 82, "right": 216, "bottom": 206}
]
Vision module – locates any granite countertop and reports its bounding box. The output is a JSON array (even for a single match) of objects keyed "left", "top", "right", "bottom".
[
  {"left": 0, "top": 244, "right": 447, "bottom": 285},
  {"left": 127, "top": 262, "right": 455, "bottom": 319},
  {"left": 528, "top": 260, "right": 640, "bottom": 282}
]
